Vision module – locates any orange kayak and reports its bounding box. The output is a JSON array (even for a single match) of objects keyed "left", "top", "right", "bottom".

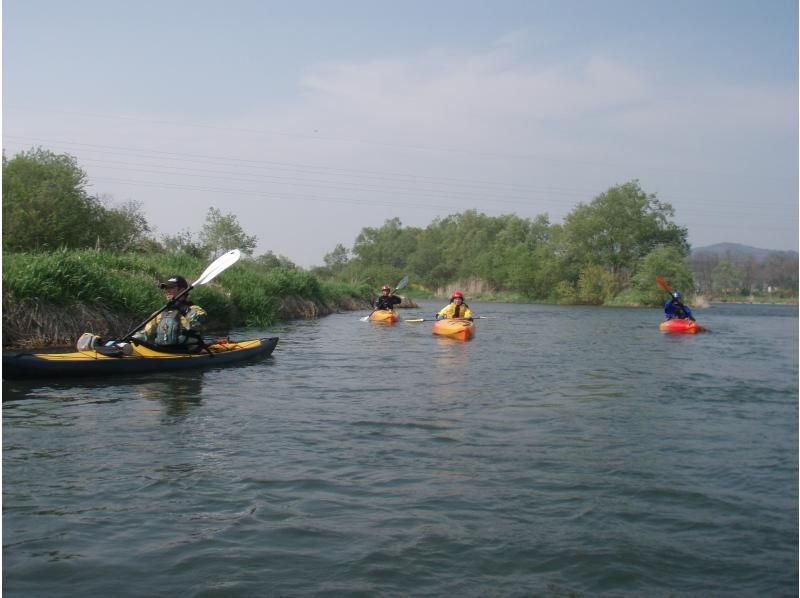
[
  {"left": 368, "top": 309, "right": 399, "bottom": 323},
  {"left": 659, "top": 319, "right": 707, "bottom": 334},
  {"left": 432, "top": 318, "right": 475, "bottom": 340}
]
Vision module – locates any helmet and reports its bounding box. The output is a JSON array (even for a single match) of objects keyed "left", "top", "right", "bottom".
[
  {"left": 382, "top": 284, "right": 391, "bottom": 291},
  {"left": 160, "top": 274, "right": 189, "bottom": 289},
  {"left": 451, "top": 290, "right": 464, "bottom": 300},
  {"left": 671, "top": 291, "right": 682, "bottom": 300}
]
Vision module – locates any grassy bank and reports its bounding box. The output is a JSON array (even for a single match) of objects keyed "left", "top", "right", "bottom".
[{"left": 2, "top": 250, "right": 372, "bottom": 348}]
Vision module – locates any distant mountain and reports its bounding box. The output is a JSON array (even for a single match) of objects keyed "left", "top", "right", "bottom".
[{"left": 691, "top": 243, "right": 798, "bottom": 260}]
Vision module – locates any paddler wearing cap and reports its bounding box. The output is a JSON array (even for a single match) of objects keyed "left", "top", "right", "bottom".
[
  {"left": 435, "top": 291, "right": 473, "bottom": 320},
  {"left": 131, "top": 274, "right": 208, "bottom": 348}
]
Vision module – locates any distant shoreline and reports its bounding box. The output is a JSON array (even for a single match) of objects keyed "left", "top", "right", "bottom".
[{"left": 708, "top": 300, "right": 798, "bottom": 306}]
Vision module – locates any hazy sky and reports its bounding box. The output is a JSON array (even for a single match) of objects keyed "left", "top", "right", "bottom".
[{"left": 4, "top": 0, "right": 798, "bottom": 267}]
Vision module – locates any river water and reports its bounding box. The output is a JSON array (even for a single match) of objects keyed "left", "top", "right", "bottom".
[{"left": 3, "top": 301, "right": 798, "bottom": 597}]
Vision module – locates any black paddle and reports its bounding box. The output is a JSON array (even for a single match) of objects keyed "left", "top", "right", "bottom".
[{"left": 360, "top": 276, "right": 409, "bottom": 321}]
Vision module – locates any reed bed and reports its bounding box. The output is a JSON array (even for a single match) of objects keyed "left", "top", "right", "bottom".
[{"left": 3, "top": 250, "right": 369, "bottom": 348}]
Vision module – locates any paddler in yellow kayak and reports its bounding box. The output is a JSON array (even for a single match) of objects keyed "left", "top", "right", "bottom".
[
  {"left": 435, "top": 290, "right": 473, "bottom": 320},
  {"left": 374, "top": 283, "right": 403, "bottom": 311},
  {"left": 132, "top": 274, "right": 208, "bottom": 349}
]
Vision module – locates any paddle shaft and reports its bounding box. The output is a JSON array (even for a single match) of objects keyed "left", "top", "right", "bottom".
[
  {"left": 656, "top": 276, "right": 685, "bottom": 305},
  {"left": 121, "top": 285, "right": 193, "bottom": 341},
  {"left": 405, "top": 316, "right": 488, "bottom": 322}
]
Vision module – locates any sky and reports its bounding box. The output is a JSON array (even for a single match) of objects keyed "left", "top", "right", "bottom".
[{"left": 3, "top": 0, "right": 798, "bottom": 267}]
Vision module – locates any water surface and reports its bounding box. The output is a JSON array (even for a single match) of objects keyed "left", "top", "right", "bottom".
[{"left": 4, "top": 302, "right": 798, "bottom": 596}]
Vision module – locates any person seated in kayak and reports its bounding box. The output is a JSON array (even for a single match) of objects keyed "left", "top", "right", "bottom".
[
  {"left": 664, "top": 291, "right": 695, "bottom": 321},
  {"left": 132, "top": 274, "right": 208, "bottom": 348},
  {"left": 374, "top": 284, "right": 402, "bottom": 311},
  {"left": 436, "top": 291, "right": 473, "bottom": 320}
]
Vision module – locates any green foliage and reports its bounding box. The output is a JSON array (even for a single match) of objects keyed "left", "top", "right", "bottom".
[
  {"left": 559, "top": 180, "right": 688, "bottom": 280},
  {"left": 322, "top": 244, "right": 350, "bottom": 274},
  {"left": 3, "top": 148, "right": 101, "bottom": 250},
  {"left": 553, "top": 280, "right": 578, "bottom": 304},
  {"left": 3, "top": 148, "right": 152, "bottom": 252},
  {"left": 200, "top": 207, "right": 258, "bottom": 258},
  {"left": 3, "top": 251, "right": 369, "bottom": 332},
  {"left": 161, "top": 229, "right": 209, "bottom": 258},
  {"left": 631, "top": 247, "right": 695, "bottom": 306},
  {"left": 320, "top": 182, "right": 699, "bottom": 305},
  {"left": 253, "top": 251, "right": 298, "bottom": 271},
  {"left": 97, "top": 199, "right": 153, "bottom": 251},
  {"left": 3, "top": 250, "right": 161, "bottom": 313},
  {"left": 220, "top": 265, "right": 323, "bottom": 326},
  {"left": 577, "top": 265, "right": 620, "bottom": 305},
  {"left": 318, "top": 280, "right": 372, "bottom": 304}
]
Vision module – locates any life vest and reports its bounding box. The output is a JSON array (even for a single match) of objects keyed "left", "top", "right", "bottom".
[
  {"left": 155, "top": 308, "right": 187, "bottom": 346},
  {"left": 453, "top": 303, "right": 469, "bottom": 318},
  {"left": 439, "top": 302, "right": 471, "bottom": 319}
]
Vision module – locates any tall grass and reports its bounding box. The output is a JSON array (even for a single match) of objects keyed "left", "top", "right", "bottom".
[{"left": 3, "top": 250, "right": 369, "bottom": 332}]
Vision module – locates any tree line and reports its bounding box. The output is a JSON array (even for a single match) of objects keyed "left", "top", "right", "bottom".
[
  {"left": 4, "top": 147, "right": 795, "bottom": 307},
  {"left": 313, "top": 182, "right": 699, "bottom": 306},
  {"left": 690, "top": 251, "right": 797, "bottom": 298},
  {"left": 2, "top": 147, "right": 292, "bottom": 267}
]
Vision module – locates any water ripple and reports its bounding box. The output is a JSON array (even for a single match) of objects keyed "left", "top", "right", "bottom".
[{"left": 3, "top": 302, "right": 797, "bottom": 596}]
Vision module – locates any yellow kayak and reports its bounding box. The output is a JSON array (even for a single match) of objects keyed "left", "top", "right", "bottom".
[
  {"left": 3, "top": 337, "right": 278, "bottom": 380},
  {"left": 432, "top": 318, "right": 475, "bottom": 341},
  {"left": 368, "top": 310, "right": 399, "bottom": 323}
]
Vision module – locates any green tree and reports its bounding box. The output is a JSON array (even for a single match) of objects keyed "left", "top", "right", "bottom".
[
  {"left": 254, "top": 251, "right": 298, "bottom": 271},
  {"left": 560, "top": 180, "right": 688, "bottom": 281},
  {"left": 3, "top": 148, "right": 105, "bottom": 250},
  {"left": 200, "top": 207, "right": 257, "bottom": 258},
  {"left": 351, "top": 218, "right": 415, "bottom": 271},
  {"left": 97, "top": 198, "right": 152, "bottom": 252},
  {"left": 161, "top": 229, "right": 208, "bottom": 258},
  {"left": 323, "top": 243, "right": 350, "bottom": 274},
  {"left": 631, "top": 246, "right": 694, "bottom": 306},
  {"left": 577, "top": 264, "right": 621, "bottom": 304}
]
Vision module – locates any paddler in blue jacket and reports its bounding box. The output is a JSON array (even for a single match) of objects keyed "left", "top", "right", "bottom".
[{"left": 664, "top": 291, "right": 695, "bottom": 321}]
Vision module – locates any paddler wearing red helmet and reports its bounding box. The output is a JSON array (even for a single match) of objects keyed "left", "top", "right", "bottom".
[
  {"left": 435, "top": 290, "right": 473, "bottom": 320},
  {"left": 374, "top": 283, "right": 402, "bottom": 310}
]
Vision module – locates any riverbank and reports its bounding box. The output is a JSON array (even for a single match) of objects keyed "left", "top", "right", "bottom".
[
  {"left": 2, "top": 296, "right": 372, "bottom": 350},
  {"left": 2, "top": 295, "right": 420, "bottom": 350}
]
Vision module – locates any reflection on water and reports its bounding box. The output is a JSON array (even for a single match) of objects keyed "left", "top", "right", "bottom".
[{"left": 3, "top": 302, "right": 797, "bottom": 597}]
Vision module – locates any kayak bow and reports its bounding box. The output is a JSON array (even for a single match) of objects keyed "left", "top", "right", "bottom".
[
  {"left": 432, "top": 319, "right": 475, "bottom": 341},
  {"left": 368, "top": 309, "right": 399, "bottom": 323},
  {"left": 659, "top": 320, "right": 706, "bottom": 334},
  {"left": 3, "top": 337, "right": 278, "bottom": 380}
]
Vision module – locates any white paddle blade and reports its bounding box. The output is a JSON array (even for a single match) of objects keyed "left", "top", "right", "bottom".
[
  {"left": 395, "top": 275, "right": 409, "bottom": 292},
  {"left": 360, "top": 316, "right": 370, "bottom": 322},
  {"left": 193, "top": 249, "right": 241, "bottom": 286}
]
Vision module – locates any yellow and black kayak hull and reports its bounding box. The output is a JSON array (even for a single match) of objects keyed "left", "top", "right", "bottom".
[{"left": 3, "top": 337, "right": 278, "bottom": 380}]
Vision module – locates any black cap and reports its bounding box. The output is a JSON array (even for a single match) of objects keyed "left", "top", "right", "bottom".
[{"left": 159, "top": 274, "right": 188, "bottom": 289}]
